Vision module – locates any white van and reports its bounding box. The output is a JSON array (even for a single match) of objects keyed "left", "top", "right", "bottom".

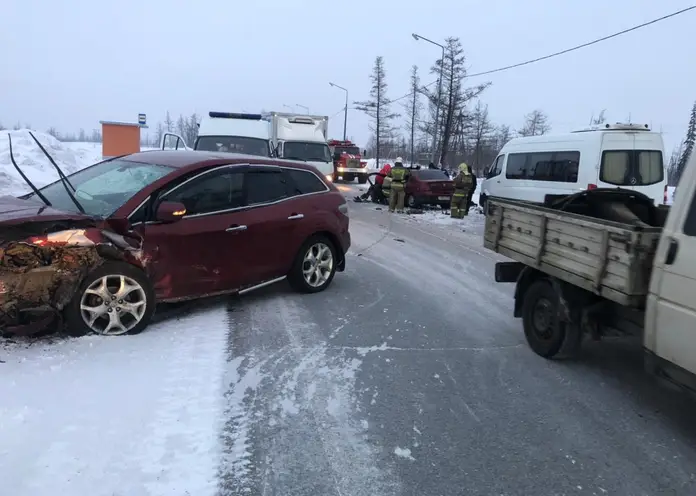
[
  {"left": 161, "top": 112, "right": 272, "bottom": 157},
  {"left": 479, "top": 123, "right": 668, "bottom": 208}
]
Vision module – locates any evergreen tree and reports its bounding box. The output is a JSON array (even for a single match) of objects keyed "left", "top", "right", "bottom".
[{"left": 354, "top": 56, "right": 399, "bottom": 169}]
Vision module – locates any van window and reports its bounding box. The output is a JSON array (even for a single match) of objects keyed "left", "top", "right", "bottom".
[
  {"left": 600, "top": 150, "right": 663, "bottom": 186},
  {"left": 505, "top": 151, "right": 580, "bottom": 182},
  {"left": 487, "top": 155, "right": 505, "bottom": 178},
  {"left": 506, "top": 154, "right": 527, "bottom": 179}
]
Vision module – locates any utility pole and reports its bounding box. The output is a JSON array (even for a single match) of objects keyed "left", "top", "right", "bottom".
[
  {"left": 412, "top": 33, "right": 445, "bottom": 165},
  {"left": 329, "top": 82, "right": 349, "bottom": 140}
]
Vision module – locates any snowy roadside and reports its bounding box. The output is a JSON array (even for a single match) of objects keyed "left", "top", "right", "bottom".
[{"left": 0, "top": 304, "right": 230, "bottom": 496}]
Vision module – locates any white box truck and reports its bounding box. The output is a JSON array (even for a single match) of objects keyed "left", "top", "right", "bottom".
[{"left": 269, "top": 112, "right": 333, "bottom": 181}]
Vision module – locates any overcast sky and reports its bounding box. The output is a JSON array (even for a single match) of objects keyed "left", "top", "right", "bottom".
[{"left": 2, "top": 0, "right": 694, "bottom": 154}]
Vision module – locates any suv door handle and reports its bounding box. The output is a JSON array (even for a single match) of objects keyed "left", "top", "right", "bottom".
[
  {"left": 665, "top": 238, "right": 679, "bottom": 265},
  {"left": 287, "top": 213, "right": 304, "bottom": 220},
  {"left": 226, "top": 224, "right": 247, "bottom": 233}
]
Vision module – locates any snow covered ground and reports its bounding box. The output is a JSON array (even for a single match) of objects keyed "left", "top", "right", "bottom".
[{"left": 1, "top": 305, "right": 230, "bottom": 496}]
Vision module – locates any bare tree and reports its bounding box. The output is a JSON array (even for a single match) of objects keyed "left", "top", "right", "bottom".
[
  {"left": 494, "top": 124, "right": 512, "bottom": 151},
  {"left": 421, "top": 37, "right": 490, "bottom": 166},
  {"left": 401, "top": 65, "right": 422, "bottom": 165},
  {"left": 518, "top": 110, "right": 551, "bottom": 137},
  {"left": 176, "top": 114, "right": 187, "bottom": 138},
  {"left": 164, "top": 111, "right": 174, "bottom": 132},
  {"left": 184, "top": 113, "right": 199, "bottom": 146},
  {"left": 154, "top": 122, "right": 165, "bottom": 147},
  {"left": 590, "top": 109, "right": 607, "bottom": 126},
  {"left": 469, "top": 101, "right": 495, "bottom": 174},
  {"left": 354, "top": 56, "right": 399, "bottom": 168}
]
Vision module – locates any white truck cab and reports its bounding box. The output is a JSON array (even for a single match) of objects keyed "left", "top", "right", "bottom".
[
  {"left": 269, "top": 113, "right": 333, "bottom": 181},
  {"left": 160, "top": 112, "right": 272, "bottom": 157},
  {"left": 480, "top": 123, "right": 668, "bottom": 208}
]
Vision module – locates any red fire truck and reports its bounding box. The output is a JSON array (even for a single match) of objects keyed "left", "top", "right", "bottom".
[{"left": 328, "top": 139, "right": 368, "bottom": 183}]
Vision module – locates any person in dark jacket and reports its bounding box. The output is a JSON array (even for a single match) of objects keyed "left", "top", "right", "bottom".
[
  {"left": 428, "top": 162, "right": 437, "bottom": 170},
  {"left": 468, "top": 171, "right": 478, "bottom": 209}
]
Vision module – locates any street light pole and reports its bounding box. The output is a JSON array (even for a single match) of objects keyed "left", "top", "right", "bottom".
[
  {"left": 412, "top": 33, "right": 445, "bottom": 166},
  {"left": 329, "top": 82, "right": 348, "bottom": 141},
  {"left": 296, "top": 104, "right": 309, "bottom": 114}
]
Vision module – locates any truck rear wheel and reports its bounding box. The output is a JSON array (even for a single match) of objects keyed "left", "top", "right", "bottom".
[{"left": 521, "top": 279, "right": 570, "bottom": 359}]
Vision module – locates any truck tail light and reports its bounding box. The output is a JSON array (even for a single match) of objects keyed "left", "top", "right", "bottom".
[
  {"left": 587, "top": 183, "right": 597, "bottom": 190},
  {"left": 664, "top": 184, "right": 668, "bottom": 204}
]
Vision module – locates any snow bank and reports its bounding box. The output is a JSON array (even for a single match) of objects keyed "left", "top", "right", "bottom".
[{"left": 0, "top": 131, "right": 104, "bottom": 196}]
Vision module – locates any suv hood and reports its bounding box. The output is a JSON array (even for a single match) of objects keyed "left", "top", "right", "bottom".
[{"left": 0, "top": 195, "right": 90, "bottom": 226}]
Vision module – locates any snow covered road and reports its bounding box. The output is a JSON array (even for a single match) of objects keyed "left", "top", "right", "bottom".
[{"left": 2, "top": 181, "right": 696, "bottom": 495}]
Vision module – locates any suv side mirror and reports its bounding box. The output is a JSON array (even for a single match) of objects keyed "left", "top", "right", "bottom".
[{"left": 156, "top": 201, "right": 187, "bottom": 223}]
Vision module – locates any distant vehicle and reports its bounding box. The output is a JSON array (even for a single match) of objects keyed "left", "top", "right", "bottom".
[
  {"left": 328, "top": 139, "right": 368, "bottom": 183},
  {"left": 403, "top": 168, "right": 454, "bottom": 208},
  {"left": 1, "top": 146, "right": 350, "bottom": 337},
  {"left": 160, "top": 112, "right": 273, "bottom": 157},
  {"left": 479, "top": 123, "right": 668, "bottom": 209},
  {"left": 269, "top": 113, "right": 334, "bottom": 182}
]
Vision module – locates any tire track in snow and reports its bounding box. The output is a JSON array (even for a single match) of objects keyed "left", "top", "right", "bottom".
[{"left": 217, "top": 291, "right": 401, "bottom": 496}]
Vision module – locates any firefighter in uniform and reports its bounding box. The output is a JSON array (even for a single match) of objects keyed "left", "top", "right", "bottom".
[
  {"left": 387, "top": 157, "right": 409, "bottom": 213},
  {"left": 450, "top": 162, "right": 473, "bottom": 218}
]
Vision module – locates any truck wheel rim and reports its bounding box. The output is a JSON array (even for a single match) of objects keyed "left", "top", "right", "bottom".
[
  {"left": 79, "top": 275, "right": 147, "bottom": 335},
  {"left": 531, "top": 298, "right": 554, "bottom": 340},
  {"left": 302, "top": 242, "right": 333, "bottom": 288}
]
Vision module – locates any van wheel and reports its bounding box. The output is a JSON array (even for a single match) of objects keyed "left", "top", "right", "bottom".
[
  {"left": 288, "top": 235, "right": 337, "bottom": 293},
  {"left": 63, "top": 262, "right": 155, "bottom": 336},
  {"left": 521, "top": 279, "right": 567, "bottom": 358}
]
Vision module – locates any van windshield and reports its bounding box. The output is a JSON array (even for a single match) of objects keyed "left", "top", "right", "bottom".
[
  {"left": 600, "top": 150, "right": 664, "bottom": 186},
  {"left": 195, "top": 136, "right": 269, "bottom": 157}
]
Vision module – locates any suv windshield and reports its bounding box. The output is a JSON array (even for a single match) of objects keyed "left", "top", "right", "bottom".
[
  {"left": 284, "top": 142, "right": 331, "bottom": 162},
  {"left": 195, "top": 136, "right": 269, "bottom": 157},
  {"left": 25, "top": 159, "right": 173, "bottom": 217},
  {"left": 332, "top": 146, "right": 360, "bottom": 156},
  {"left": 600, "top": 150, "right": 664, "bottom": 186}
]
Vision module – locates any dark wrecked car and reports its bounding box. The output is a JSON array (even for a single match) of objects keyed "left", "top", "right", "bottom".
[{"left": 1, "top": 133, "right": 350, "bottom": 336}]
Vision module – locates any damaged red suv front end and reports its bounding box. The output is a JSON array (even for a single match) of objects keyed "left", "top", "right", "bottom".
[{"left": 0, "top": 196, "right": 144, "bottom": 335}]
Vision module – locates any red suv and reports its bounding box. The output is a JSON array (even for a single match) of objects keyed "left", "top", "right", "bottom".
[{"left": 0, "top": 150, "right": 350, "bottom": 336}]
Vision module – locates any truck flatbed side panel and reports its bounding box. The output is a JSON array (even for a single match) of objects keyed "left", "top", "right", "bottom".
[{"left": 484, "top": 198, "right": 661, "bottom": 307}]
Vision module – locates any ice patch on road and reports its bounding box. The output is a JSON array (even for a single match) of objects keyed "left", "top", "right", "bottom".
[
  {"left": 0, "top": 305, "right": 229, "bottom": 496},
  {"left": 394, "top": 447, "right": 415, "bottom": 461}
]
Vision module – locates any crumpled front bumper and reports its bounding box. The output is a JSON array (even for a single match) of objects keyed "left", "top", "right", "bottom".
[
  {"left": 0, "top": 226, "right": 143, "bottom": 336},
  {"left": 0, "top": 242, "right": 103, "bottom": 335}
]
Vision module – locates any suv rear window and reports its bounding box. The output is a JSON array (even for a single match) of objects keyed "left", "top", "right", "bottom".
[{"left": 600, "top": 150, "right": 664, "bottom": 186}]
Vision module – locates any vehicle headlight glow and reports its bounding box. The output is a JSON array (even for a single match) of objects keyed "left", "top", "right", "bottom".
[{"left": 325, "top": 175, "right": 333, "bottom": 182}]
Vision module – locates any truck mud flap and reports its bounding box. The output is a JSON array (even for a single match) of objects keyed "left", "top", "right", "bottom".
[{"left": 495, "top": 262, "right": 525, "bottom": 283}]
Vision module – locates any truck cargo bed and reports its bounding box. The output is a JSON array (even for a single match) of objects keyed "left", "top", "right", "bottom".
[{"left": 484, "top": 197, "right": 662, "bottom": 307}]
